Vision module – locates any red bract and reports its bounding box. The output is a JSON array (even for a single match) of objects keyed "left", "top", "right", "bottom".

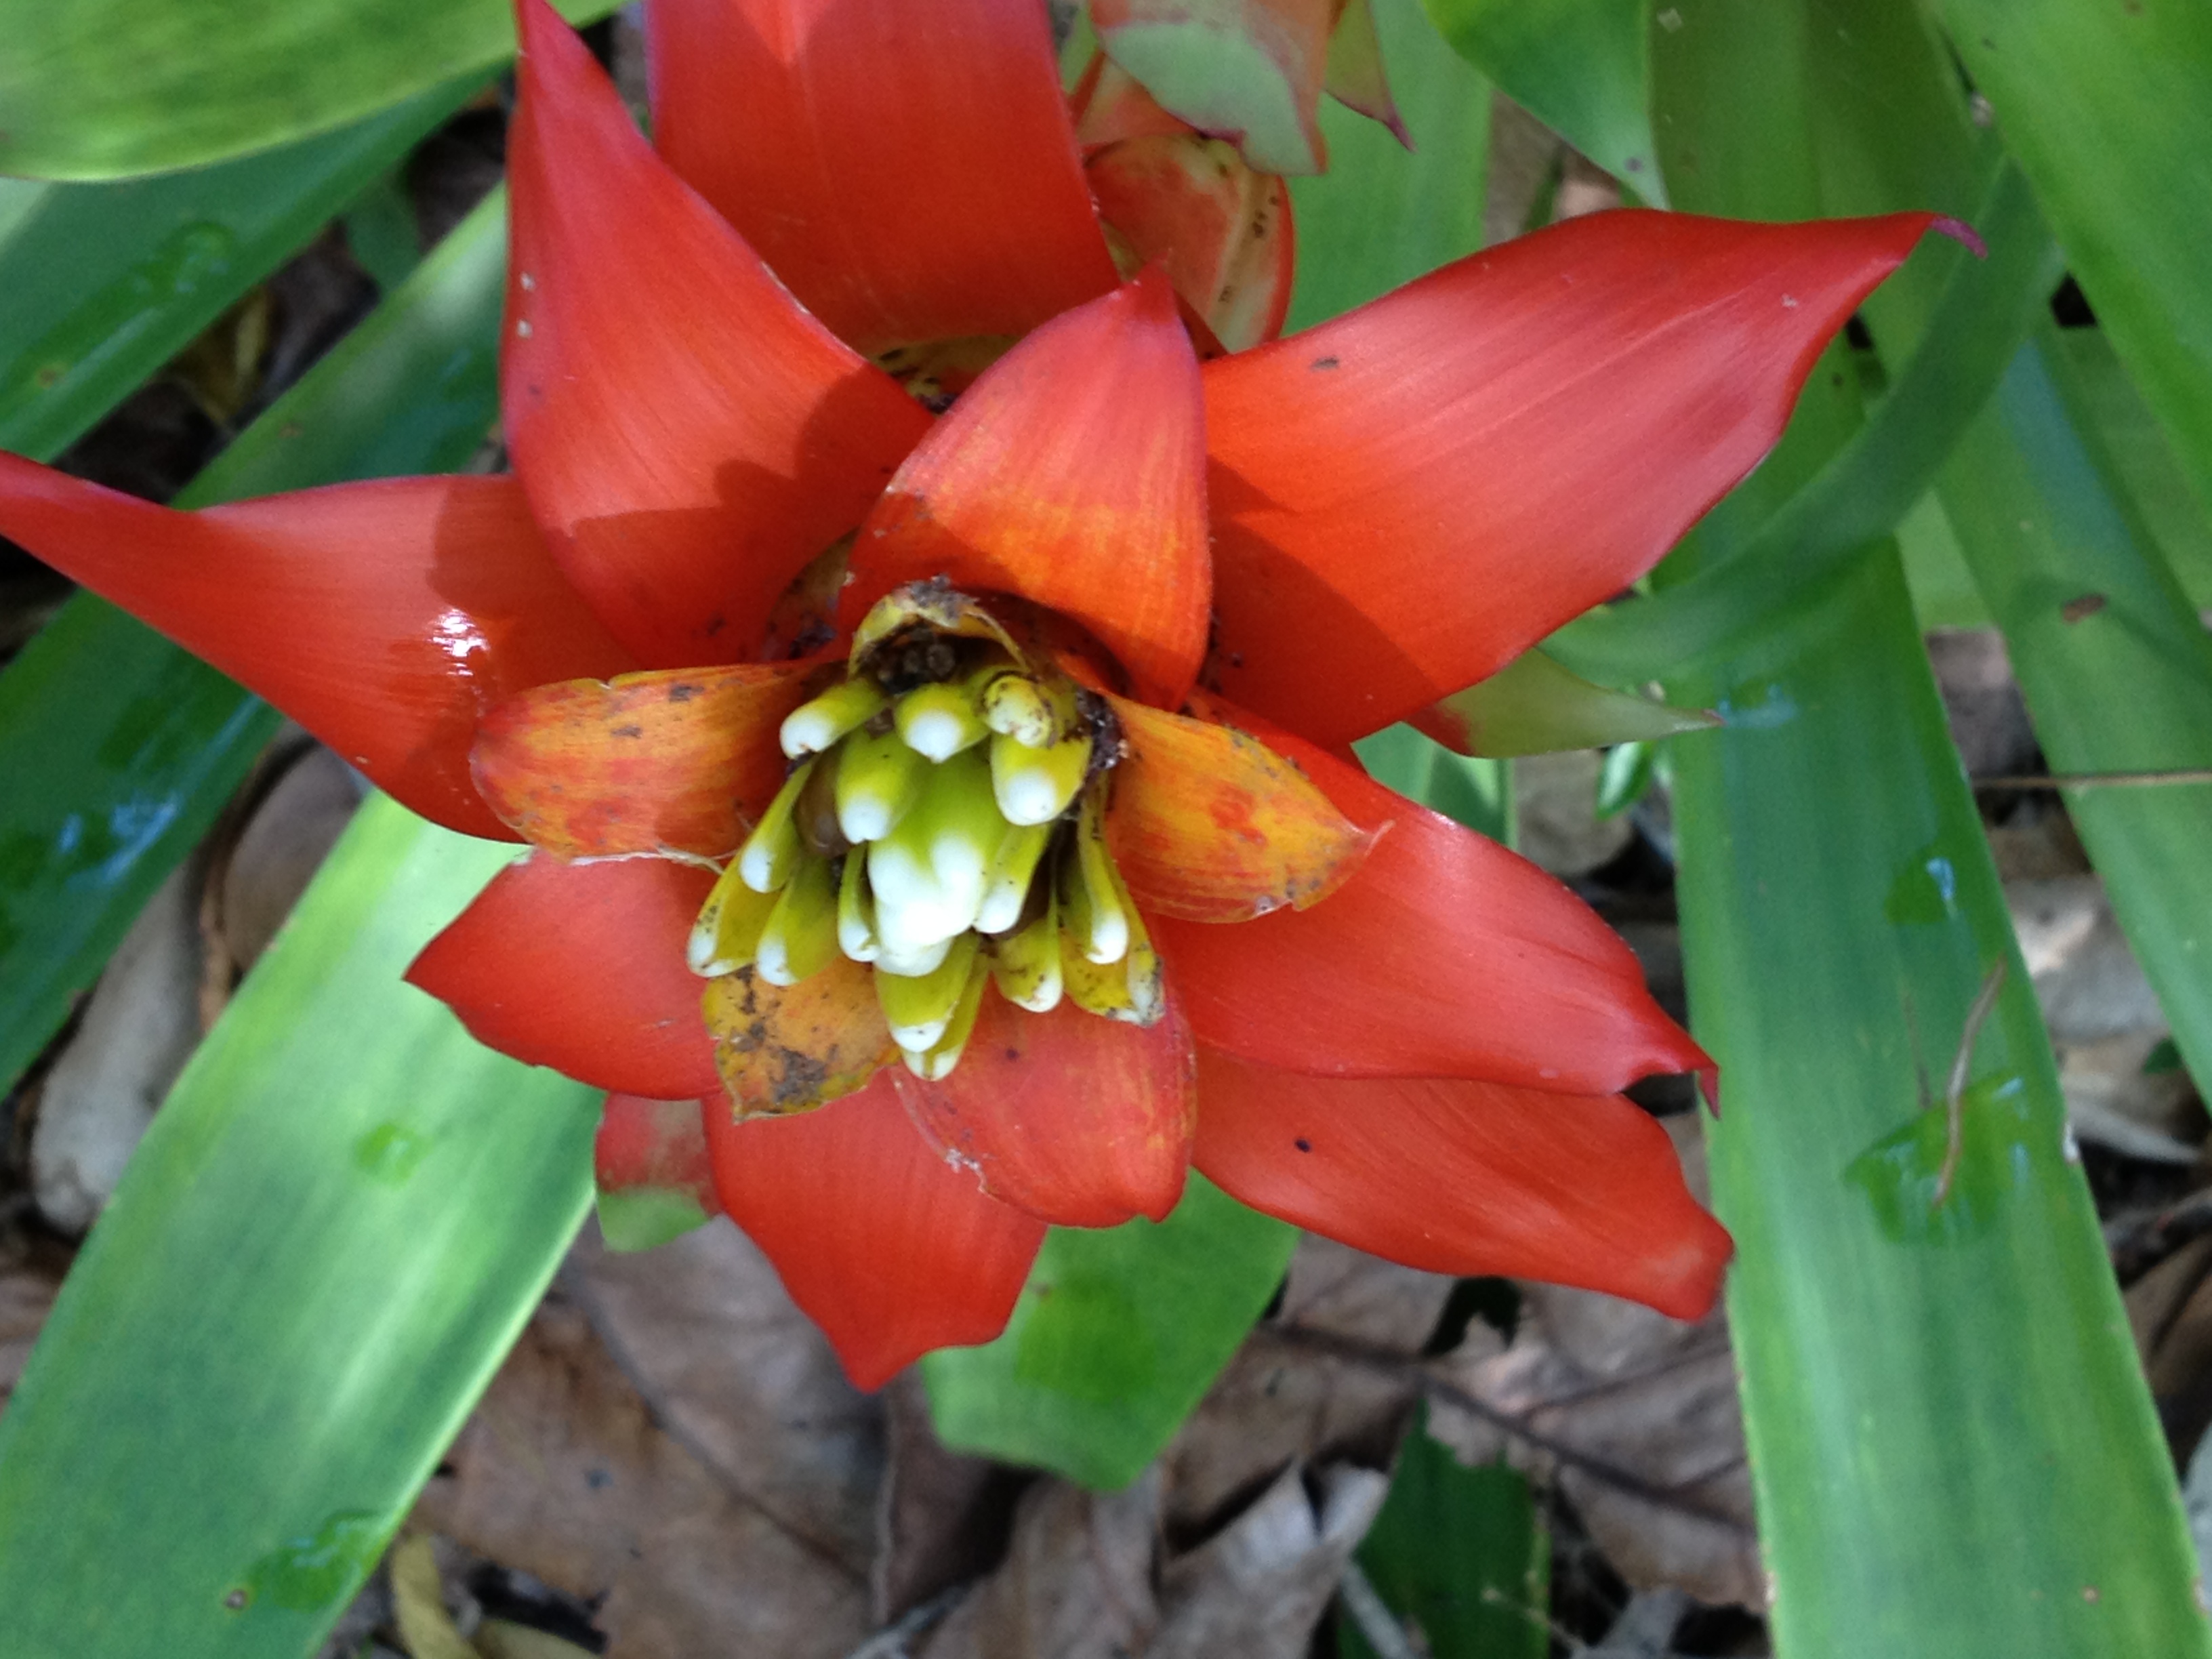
[{"left": 0, "top": 0, "right": 1948, "bottom": 1389}]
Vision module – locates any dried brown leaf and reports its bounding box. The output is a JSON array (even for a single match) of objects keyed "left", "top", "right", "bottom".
[
  {"left": 28, "top": 860, "right": 202, "bottom": 1233},
  {"left": 413, "top": 1221, "right": 879, "bottom": 1659},
  {"left": 873, "top": 1372, "right": 1028, "bottom": 1624},
  {"left": 565, "top": 1221, "right": 883, "bottom": 1571},
  {"left": 918, "top": 1471, "right": 1161, "bottom": 1659},
  {"left": 1151, "top": 1462, "right": 1388, "bottom": 1659},
  {"left": 1402, "top": 1120, "right": 1761, "bottom": 1607},
  {"left": 1164, "top": 1238, "right": 1456, "bottom": 1532}
]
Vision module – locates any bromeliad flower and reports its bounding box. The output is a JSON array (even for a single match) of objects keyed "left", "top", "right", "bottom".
[{"left": 0, "top": 0, "right": 1950, "bottom": 1388}]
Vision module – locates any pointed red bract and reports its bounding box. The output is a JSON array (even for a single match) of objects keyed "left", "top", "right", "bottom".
[
  {"left": 844, "top": 273, "right": 1212, "bottom": 706},
  {"left": 407, "top": 853, "right": 721, "bottom": 1100},
  {"left": 472, "top": 659, "right": 824, "bottom": 859},
  {"left": 1153, "top": 714, "right": 1708, "bottom": 1092},
  {"left": 708, "top": 1073, "right": 1046, "bottom": 1389},
  {"left": 506, "top": 0, "right": 931, "bottom": 669},
  {"left": 0, "top": 460, "right": 628, "bottom": 840},
  {"left": 1192, "top": 1047, "right": 1731, "bottom": 1319},
  {"left": 894, "top": 987, "right": 1196, "bottom": 1228},
  {"left": 646, "top": 0, "right": 1118, "bottom": 354},
  {"left": 1203, "top": 209, "right": 1940, "bottom": 744}
]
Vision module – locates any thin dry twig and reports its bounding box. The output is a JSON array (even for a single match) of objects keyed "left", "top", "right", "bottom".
[
  {"left": 1935, "top": 960, "right": 2009, "bottom": 1207},
  {"left": 1252, "top": 1326, "right": 1755, "bottom": 1537}
]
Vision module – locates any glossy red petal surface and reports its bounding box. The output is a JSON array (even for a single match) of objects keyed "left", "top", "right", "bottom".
[
  {"left": 844, "top": 272, "right": 1211, "bottom": 706},
  {"left": 1086, "top": 133, "right": 1295, "bottom": 351},
  {"left": 893, "top": 987, "right": 1196, "bottom": 1228},
  {"left": 473, "top": 659, "right": 822, "bottom": 859},
  {"left": 645, "top": 0, "right": 1118, "bottom": 354},
  {"left": 0, "top": 459, "right": 628, "bottom": 839},
  {"left": 506, "top": 0, "right": 930, "bottom": 668},
  {"left": 1154, "top": 710, "right": 1708, "bottom": 1091},
  {"left": 407, "top": 852, "right": 722, "bottom": 1100},
  {"left": 1193, "top": 1047, "right": 1731, "bottom": 1319},
  {"left": 595, "top": 1092, "right": 717, "bottom": 1211},
  {"left": 708, "top": 1071, "right": 1046, "bottom": 1389},
  {"left": 1203, "top": 209, "right": 1938, "bottom": 744}
]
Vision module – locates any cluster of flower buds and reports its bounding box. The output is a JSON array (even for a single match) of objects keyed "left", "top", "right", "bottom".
[{"left": 688, "top": 586, "right": 1162, "bottom": 1080}]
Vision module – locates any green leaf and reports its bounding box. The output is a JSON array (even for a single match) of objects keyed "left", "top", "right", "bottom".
[
  {"left": 2049, "top": 327, "right": 2212, "bottom": 612},
  {"left": 1670, "top": 552, "right": 2206, "bottom": 1657},
  {"left": 1939, "top": 334, "right": 2212, "bottom": 1101},
  {"left": 0, "top": 605, "right": 281, "bottom": 1097},
  {"left": 185, "top": 186, "right": 509, "bottom": 501},
  {"left": 1285, "top": 0, "right": 1492, "bottom": 331},
  {"left": 0, "top": 0, "right": 619, "bottom": 180},
  {"left": 595, "top": 1187, "right": 713, "bottom": 1254},
  {"left": 922, "top": 1174, "right": 1296, "bottom": 1490},
  {"left": 1793, "top": 0, "right": 2212, "bottom": 1186},
  {"left": 1595, "top": 739, "right": 1656, "bottom": 820},
  {"left": 1338, "top": 1406, "right": 1548, "bottom": 1659},
  {"left": 1933, "top": 0, "right": 2212, "bottom": 519},
  {"left": 1353, "top": 724, "right": 1513, "bottom": 844},
  {"left": 0, "top": 77, "right": 478, "bottom": 463},
  {"left": 1421, "top": 647, "right": 1717, "bottom": 757},
  {"left": 0, "top": 796, "right": 599, "bottom": 1657},
  {"left": 0, "top": 188, "right": 509, "bottom": 1098},
  {"left": 1098, "top": 7, "right": 1322, "bottom": 176},
  {"left": 1421, "top": 0, "right": 1663, "bottom": 203},
  {"left": 1645, "top": 5, "right": 2209, "bottom": 1651},
  {"left": 342, "top": 166, "right": 428, "bottom": 295}
]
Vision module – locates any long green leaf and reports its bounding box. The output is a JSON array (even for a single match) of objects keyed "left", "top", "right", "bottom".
[
  {"left": 1933, "top": 0, "right": 2212, "bottom": 518},
  {"left": 2049, "top": 327, "right": 2212, "bottom": 612},
  {"left": 0, "top": 77, "right": 479, "bottom": 462},
  {"left": 1420, "top": 647, "right": 1718, "bottom": 757},
  {"left": 0, "top": 609, "right": 279, "bottom": 1096},
  {"left": 1286, "top": 0, "right": 1492, "bottom": 332},
  {"left": 1645, "top": 4, "right": 2207, "bottom": 1653},
  {"left": 923, "top": 1174, "right": 1296, "bottom": 1490},
  {"left": 1941, "top": 338, "right": 2212, "bottom": 1097},
  {"left": 1795, "top": 0, "right": 2212, "bottom": 1172},
  {"left": 184, "top": 187, "right": 508, "bottom": 502},
  {"left": 1420, "top": 0, "right": 1662, "bottom": 203},
  {"left": 1671, "top": 551, "right": 2203, "bottom": 1658},
  {"left": 0, "top": 798, "right": 596, "bottom": 1658},
  {"left": 0, "top": 190, "right": 508, "bottom": 1098},
  {"left": 0, "top": 1, "right": 617, "bottom": 180}
]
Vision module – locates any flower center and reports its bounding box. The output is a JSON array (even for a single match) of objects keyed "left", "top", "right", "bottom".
[{"left": 688, "top": 584, "right": 1162, "bottom": 1082}]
